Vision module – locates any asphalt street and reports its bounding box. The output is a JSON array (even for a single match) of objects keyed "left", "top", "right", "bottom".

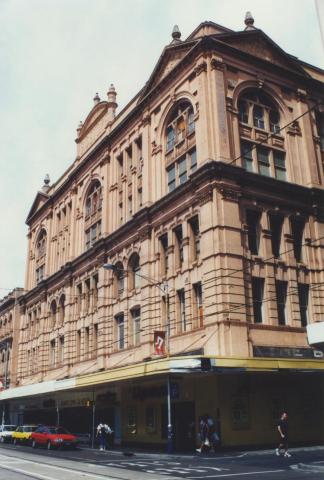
[{"left": 0, "top": 443, "right": 323, "bottom": 479}]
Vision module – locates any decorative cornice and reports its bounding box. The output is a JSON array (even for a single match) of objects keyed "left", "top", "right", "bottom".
[
  {"left": 194, "top": 61, "right": 207, "bottom": 76},
  {"left": 210, "top": 56, "right": 226, "bottom": 71}
]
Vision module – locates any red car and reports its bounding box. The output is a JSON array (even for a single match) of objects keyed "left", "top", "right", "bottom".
[{"left": 31, "top": 426, "right": 77, "bottom": 449}]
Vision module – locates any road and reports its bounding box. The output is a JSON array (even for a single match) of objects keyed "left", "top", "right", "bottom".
[{"left": 0, "top": 443, "right": 323, "bottom": 479}]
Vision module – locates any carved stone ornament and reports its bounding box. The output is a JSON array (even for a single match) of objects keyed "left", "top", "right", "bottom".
[
  {"left": 141, "top": 111, "right": 151, "bottom": 126},
  {"left": 287, "top": 120, "right": 302, "bottom": 136},
  {"left": 211, "top": 56, "right": 225, "bottom": 71},
  {"left": 296, "top": 89, "right": 307, "bottom": 102},
  {"left": 194, "top": 61, "right": 207, "bottom": 76},
  {"left": 217, "top": 186, "right": 241, "bottom": 202},
  {"left": 195, "top": 185, "right": 213, "bottom": 205},
  {"left": 227, "top": 79, "right": 237, "bottom": 90}
]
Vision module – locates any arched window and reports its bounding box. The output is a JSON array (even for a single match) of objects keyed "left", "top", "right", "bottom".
[
  {"left": 35, "top": 229, "right": 47, "bottom": 284},
  {"left": 85, "top": 180, "right": 102, "bottom": 250},
  {"left": 128, "top": 253, "right": 141, "bottom": 291},
  {"left": 113, "top": 262, "right": 125, "bottom": 297},
  {"left": 59, "top": 295, "right": 65, "bottom": 325},
  {"left": 50, "top": 300, "right": 57, "bottom": 328},
  {"left": 36, "top": 229, "right": 47, "bottom": 258},
  {"left": 238, "top": 90, "right": 286, "bottom": 180},
  {"left": 165, "top": 100, "right": 196, "bottom": 193}
]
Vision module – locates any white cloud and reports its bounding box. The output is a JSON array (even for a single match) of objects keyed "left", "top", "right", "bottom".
[{"left": 0, "top": 0, "right": 322, "bottom": 292}]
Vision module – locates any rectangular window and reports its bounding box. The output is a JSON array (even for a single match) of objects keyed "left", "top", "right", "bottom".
[
  {"left": 76, "top": 284, "right": 82, "bottom": 316},
  {"left": 76, "top": 330, "right": 81, "bottom": 360},
  {"left": 246, "top": 210, "right": 261, "bottom": 255},
  {"left": 166, "top": 125, "right": 175, "bottom": 151},
  {"left": 93, "top": 324, "right": 98, "bottom": 354},
  {"left": 274, "top": 151, "right": 286, "bottom": 181},
  {"left": 146, "top": 406, "right": 156, "bottom": 433},
  {"left": 189, "top": 216, "right": 200, "bottom": 261},
  {"left": 93, "top": 274, "right": 99, "bottom": 309},
  {"left": 190, "top": 149, "right": 197, "bottom": 173},
  {"left": 117, "top": 153, "right": 123, "bottom": 178},
  {"left": 188, "top": 110, "right": 195, "bottom": 135},
  {"left": 84, "top": 326, "right": 89, "bottom": 357},
  {"left": 167, "top": 165, "right": 176, "bottom": 192},
  {"left": 252, "top": 277, "right": 264, "bottom": 323},
  {"left": 50, "top": 339, "right": 56, "bottom": 367},
  {"left": 119, "top": 202, "right": 123, "bottom": 225},
  {"left": 193, "top": 282, "right": 203, "bottom": 328},
  {"left": 138, "top": 188, "right": 142, "bottom": 208},
  {"left": 126, "top": 145, "right": 132, "bottom": 175},
  {"left": 178, "top": 156, "right": 187, "bottom": 184},
  {"left": 160, "top": 234, "right": 169, "bottom": 276},
  {"left": 177, "top": 289, "right": 186, "bottom": 331},
  {"left": 174, "top": 225, "right": 184, "bottom": 268},
  {"left": 241, "top": 141, "right": 254, "bottom": 172},
  {"left": 132, "top": 308, "right": 141, "bottom": 346},
  {"left": 257, "top": 147, "right": 270, "bottom": 176},
  {"left": 253, "top": 105, "right": 265, "bottom": 129},
  {"left": 298, "top": 284, "right": 309, "bottom": 327},
  {"left": 116, "top": 314, "right": 125, "bottom": 350},
  {"left": 276, "top": 280, "right": 288, "bottom": 325},
  {"left": 59, "top": 336, "right": 64, "bottom": 364},
  {"left": 85, "top": 279, "right": 91, "bottom": 312},
  {"left": 291, "top": 217, "right": 304, "bottom": 262},
  {"left": 269, "top": 214, "right": 283, "bottom": 258}
]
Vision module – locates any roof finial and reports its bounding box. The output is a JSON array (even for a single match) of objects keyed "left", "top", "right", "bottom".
[
  {"left": 93, "top": 92, "right": 100, "bottom": 105},
  {"left": 171, "top": 25, "right": 181, "bottom": 43},
  {"left": 244, "top": 11, "right": 255, "bottom": 30},
  {"left": 42, "top": 174, "right": 50, "bottom": 193}
]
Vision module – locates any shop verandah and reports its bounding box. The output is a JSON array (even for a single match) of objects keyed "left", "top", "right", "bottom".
[{"left": 1, "top": 355, "right": 324, "bottom": 451}]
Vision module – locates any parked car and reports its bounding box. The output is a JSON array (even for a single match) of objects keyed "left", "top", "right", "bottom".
[
  {"left": 12, "top": 425, "right": 38, "bottom": 445},
  {"left": 0, "top": 425, "right": 17, "bottom": 443},
  {"left": 31, "top": 426, "right": 77, "bottom": 449}
]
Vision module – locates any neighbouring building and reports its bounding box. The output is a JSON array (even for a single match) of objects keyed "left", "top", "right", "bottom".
[{"left": 1, "top": 13, "right": 324, "bottom": 450}]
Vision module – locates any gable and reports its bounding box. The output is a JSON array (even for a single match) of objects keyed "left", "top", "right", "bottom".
[
  {"left": 76, "top": 102, "right": 109, "bottom": 157},
  {"left": 26, "top": 191, "right": 50, "bottom": 225},
  {"left": 219, "top": 31, "right": 309, "bottom": 77},
  {"left": 187, "top": 21, "right": 233, "bottom": 40},
  {"left": 139, "top": 41, "right": 198, "bottom": 101}
]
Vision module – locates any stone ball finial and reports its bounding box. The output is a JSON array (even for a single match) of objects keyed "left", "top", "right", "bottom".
[
  {"left": 172, "top": 25, "right": 181, "bottom": 41},
  {"left": 93, "top": 92, "right": 100, "bottom": 105},
  {"left": 244, "top": 11, "right": 255, "bottom": 30},
  {"left": 108, "top": 83, "right": 116, "bottom": 93},
  {"left": 44, "top": 174, "right": 50, "bottom": 185}
]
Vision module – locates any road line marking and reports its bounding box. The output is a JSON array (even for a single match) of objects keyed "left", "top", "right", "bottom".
[{"left": 188, "top": 470, "right": 285, "bottom": 478}]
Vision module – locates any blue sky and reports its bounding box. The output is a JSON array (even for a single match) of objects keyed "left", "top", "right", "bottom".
[{"left": 0, "top": 0, "right": 323, "bottom": 294}]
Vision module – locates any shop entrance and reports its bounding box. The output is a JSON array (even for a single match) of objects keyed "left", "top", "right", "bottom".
[{"left": 161, "top": 401, "right": 195, "bottom": 452}]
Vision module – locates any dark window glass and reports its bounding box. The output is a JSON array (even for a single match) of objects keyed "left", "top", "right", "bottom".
[
  {"left": 276, "top": 281, "right": 288, "bottom": 325},
  {"left": 252, "top": 277, "right": 264, "bottom": 323},
  {"left": 238, "top": 100, "right": 249, "bottom": 123},
  {"left": 167, "top": 165, "right": 176, "bottom": 192},
  {"left": 298, "top": 284, "right": 309, "bottom": 327},
  {"left": 290, "top": 217, "right": 304, "bottom": 262},
  {"left": 274, "top": 151, "right": 286, "bottom": 181},
  {"left": 241, "top": 141, "right": 254, "bottom": 172},
  {"left": 253, "top": 105, "right": 265, "bottom": 129},
  {"left": 269, "top": 214, "right": 283, "bottom": 258},
  {"left": 257, "top": 147, "right": 270, "bottom": 176},
  {"left": 246, "top": 210, "right": 261, "bottom": 255}
]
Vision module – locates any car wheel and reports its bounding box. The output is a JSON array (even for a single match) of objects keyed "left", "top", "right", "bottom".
[
  {"left": 32, "top": 439, "right": 37, "bottom": 448},
  {"left": 47, "top": 441, "right": 51, "bottom": 450}
]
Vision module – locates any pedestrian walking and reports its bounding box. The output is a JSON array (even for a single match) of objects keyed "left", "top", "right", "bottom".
[
  {"left": 275, "top": 412, "right": 291, "bottom": 457},
  {"left": 207, "top": 415, "right": 220, "bottom": 452},
  {"left": 196, "top": 415, "right": 209, "bottom": 453},
  {"left": 96, "top": 422, "right": 112, "bottom": 451}
]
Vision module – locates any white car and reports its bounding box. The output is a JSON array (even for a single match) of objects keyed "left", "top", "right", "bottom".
[{"left": 0, "top": 425, "right": 17, "bottom": 443}]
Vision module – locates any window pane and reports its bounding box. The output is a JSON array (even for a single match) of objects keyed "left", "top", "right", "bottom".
[
  {"left": 166, "top": 126, "right": 175, "bottom": 150},
  {"left": 241, "top": 142, "right": 254, "bottom": 172},
  {"left": 274, "top": 151, "right": 286, "bottom": 181},
  {"left": 298, "top": 284, "right": 309, "bottom": 327},
  {"left": 257, "top": 147, "right": 270, "bottom": 176},
  {"left": 276, "top": 281, "right": 288, "bottom": 325},
  {"left": 246, "top": 210, "right": 261, "bottom": 255},
  {"left": 188, "top": 109, "right": 195, "bottom": 134},
  {"left": 190, "top": 149, "right": 197, "bottom": 172},
  {"left": 253, "top": 106, "right": 265, "bottom": 129},
  {"left": 178, "top": 157, "right": 187, "bottom": 184},
  {"left": 270, "top": 110, "right": 280, "bottom": 133},
  {"left": 167, "top": 166, "right": 176, "bottom": 192},
  {"left": 238, "top": 100, "right": 249, "bottom": 123},
  {"left": 252, "top": 277, "right": 264, "bottom": 323}
]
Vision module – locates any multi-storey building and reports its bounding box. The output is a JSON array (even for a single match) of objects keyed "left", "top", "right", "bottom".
[{"left": 1, "top": 13, "right": 324, "bottom": 449}]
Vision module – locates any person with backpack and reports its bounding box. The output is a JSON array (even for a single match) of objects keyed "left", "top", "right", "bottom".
[{"left": 96, "top": 422, "right": 112, "bottom": 451}]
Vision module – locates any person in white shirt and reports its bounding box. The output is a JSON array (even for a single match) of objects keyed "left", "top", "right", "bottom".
[{"left": 96, "top": 422, "right": 112, "bottom": 451}]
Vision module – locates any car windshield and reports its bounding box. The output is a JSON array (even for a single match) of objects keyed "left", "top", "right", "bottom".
[
  {"left": 4, "top": 426, "right": 16, "bottom": 431},
  {"left": 25, "top": 426, "right": 37, "bottom": 432},
  {"left": 48, "top": 427, "right": 69, "bottom": 434}
]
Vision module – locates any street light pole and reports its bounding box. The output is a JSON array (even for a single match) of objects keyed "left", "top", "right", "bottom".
[{"left": 103, "top": 263, "right": 174, "bottom": 453}]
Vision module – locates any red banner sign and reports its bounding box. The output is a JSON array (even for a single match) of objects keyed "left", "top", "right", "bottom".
[{"left": 154, "top": 331, "right": 166, "bottom": 355}]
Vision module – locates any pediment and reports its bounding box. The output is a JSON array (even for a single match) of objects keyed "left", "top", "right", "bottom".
[
  {"left": 139, "top": 41, "right": 197, "bottom": 100},
  {"left": 78, "top": 102, "right": 109, "bottom": 141},
  {"left": 220, "top": 30, "right": 309, "bottom": 76},
  {"left": 26, "top": 191, "right": 50, "bottom": 225}
]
